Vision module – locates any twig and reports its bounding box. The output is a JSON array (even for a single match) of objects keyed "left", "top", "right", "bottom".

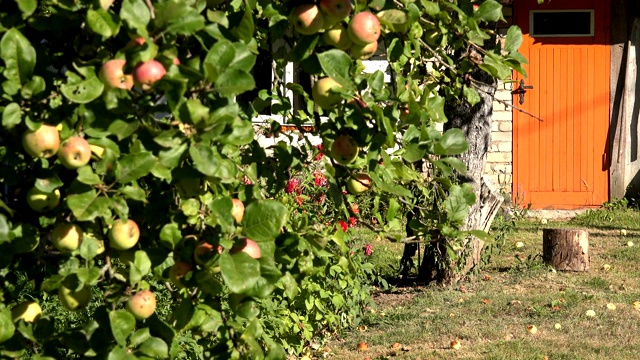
[
  {"left": 144, "top": 0, "right": 155, "bottom": 19},
  {"left": 473, "top": 84, "right": 544, "bottom": 122}
]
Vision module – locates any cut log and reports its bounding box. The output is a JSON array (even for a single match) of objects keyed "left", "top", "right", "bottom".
[{"left": 542, "top": 229, "right": 589, "bottom": 271}]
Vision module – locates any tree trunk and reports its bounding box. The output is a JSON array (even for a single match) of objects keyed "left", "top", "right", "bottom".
[
  {"left": 542, "top": 228, "right": 590, "bottom": 271},
  {"left": 419, "top": 69, "right": 503, "bottom": 284}
]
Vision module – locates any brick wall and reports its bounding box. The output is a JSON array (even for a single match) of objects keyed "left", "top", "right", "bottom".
[{"left": 485, "top": 83, "right": 513, "bottom": 198}]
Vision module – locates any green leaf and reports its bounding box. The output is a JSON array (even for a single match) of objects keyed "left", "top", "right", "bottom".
[
  {"left": 0, "top": 214, "right": 10, "bottom": 243},
  {"left": 77, "top": 166, "right": 102, "bottom": 185},
  {"left": 463, "top": 85, "right": 481, "bottom": 107},
  {"left": 474, "top": 0, "right": 503, "bottom": 22},
  {"left": 0, "top": 28, "right": 36, "bottom": 85},
  {"left": 420, "top": 0, "right": 440, "bottom": 16},
  {"left": 15, "top": 0, "right": 37, "bottom": 18},
  {"left": 220, "top": 252, "right": 260, "bottom": 294},
  {"left": 61, "top": 76, "right": 104, "bottom": 104},
  {"left": 66, "top": 189, "right": 112, "bottom": 221},
  {"left": 21, "top": 75, "right": 46, "bottom": 99},
  {"left": 109, "top": 310, "right": 136, "bottom": 347},
  {"left": 130, "top": 251, "right": 152, "bottom": 285},
  {"left": 87, "top": 9, "right": 121, "bottom": 39},
  {"left": 116, "top": 152, "right": 157, "bottom": 184},
  {"left": 130, "top": 328, "right": 151, "bottom": 348},
  {"left": 317, "top": 49, "right": 356, "bottom": 90},
  {"left": 108, "top": 346, "right": 137, "bottom": 360},
  {"left": 10, "top": 223, "right": 39, "bottom": 254},
  {"left": 504, "top": 26, "right": 523, "bottom": 54},
  {"left": 232, "top": 6, "right": 255, "bottom": 42},
  {"left": 154, "top": 2, "right": 205, "bottom": 35},
  {"left": 79, "top": 236, "right": 102, "bottom": 261},
  {"left": 159, "top": 223, "right": 182, "bottom": 250},
  {"left": 0, "top": 308, "right": 15, "bottom": 343},
  {"left": 215, "top": 69, "right": 255, "bottom": 97},
  {"left": 434, "top": 129, "right": 468, "bottom": 156},
  {"left": 119, "top": 185, "right": 148, "bottom": 202},
  {"left": 188, "top": 144, "right": 237, "bottom": 182},
  {"left": 2, "top": 102, "right": 21, "bottom": 129},
  {"left": 243, "top": 200, "right": 288, "bottom": 243},
  {"left": 120, "top": 0, "right": 150, "bottom": 31},
  {"left": 34, "top": 176, "right": 63, "bottom": 192},
  {"left": 138, "top": 337, "right": 169, "bottom": 358}
]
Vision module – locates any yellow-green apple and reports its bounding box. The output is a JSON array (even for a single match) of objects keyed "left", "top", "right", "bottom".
[
  {"left": 194, "top": 241, "right": 222, "bottom": 266},
  {"left": 169, "top": 262, "right": 193, "bottom": 288},
  {"left": 231, "top": 238, "right": 261, "bottom": 259},
  {"left": 312, "top": 77, "right": 343, "bottom": 109},
  {"left": 330, "top": 134, "right": 359, "bottom": 164},
  {"left": 348, "top": 12, "right": 381, "bottom": 45},
  {"left": 350, "top": 40, "right": 378, "bottom": 60},
  {"left": 58, "top": 136, "right": 92, "bottom": 169},
  {"left": 347, "top": 173, "right": 372, "bottom": 194},
  {"left": 319, "top": 0, "right": 352, "bottom": 27},
  {"left": 100, "top": 0, "right": 114, "bottom": 10},
  {"left": 22, "top": 125, "right": 60, "bottom": 159},
  {"left": 108, "top": 219, "right": 140, "bottom": 251},
  {"left": 126, "top": 290, "right": 156, "bottom": 320},
  {"left": 58, "top": 285, "right": 91, "bottom": 311},
  {"left": 11, "top": 302, "right": 42, "bottom": 323},
  {"left": 322, "top": 23, "right": 353, "bottom": 50},
  {"left": 99, "top": 59, "right": 134, "bottom": 90},
  {"left": 231, "top": 198, "right": 245, "bottom": 223},
  {"left": 290, "top": 4, "right": 325, "bottom": 35},
  {"left": 26, "top": 187, "right": 60, "bottom": 212},
  {"left": 51, "top": 223, "right": 83, "bottom": 253},
  {"left": 133, "top": 60, "right": 166, "bottom": 90}
]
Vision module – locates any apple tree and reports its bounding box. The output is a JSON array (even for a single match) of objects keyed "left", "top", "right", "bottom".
[{"left": 0, "top": 0, "right": 526, "bottom": 358}]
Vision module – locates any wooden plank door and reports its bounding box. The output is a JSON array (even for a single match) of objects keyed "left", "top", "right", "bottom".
[{"left": 513, "top": 0, "right": 610, "bottom": 209}]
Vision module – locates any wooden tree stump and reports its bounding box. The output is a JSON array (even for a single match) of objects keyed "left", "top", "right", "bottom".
[{"left": 542, "top": 229, "right": 590, "bottom": 271}]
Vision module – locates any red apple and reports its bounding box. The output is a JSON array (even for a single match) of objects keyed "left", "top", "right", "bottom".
[
  {"left": 58, "top": 136, "right": 92, "bottom": 169},
  {"left": 347, "top": 173, "right": 372, "bottom": 194},
  {"left": 22, "top": 125, "right": 60, "bottom": 159},
  {"left": 169, "top": 262, "right": 193, "bottom": 289},
  {"left": 231, "top": 238, "right": 261, "bottom": 259},
  {"left": 319, "top": 0, "right": 351, "bottom": 27},
  {"left": 126, "top": 290, "right": 156, "bottom": 320},
  {"left": 231, "top": 198, "right": 245, "bottom": 224},
  {"left": 348, "top": 12, "right": 381, "bottom": 45},
  {"left": 99, "top": 59, "right": 134, "bottom": 90},
  {"left": 323, "top": 23, "right": 353, "bottom": 50},
  {"left": 350, "top": 40, "right": 378, "bottom": 60},
  {"left": 194, "top": 241, "right": 222, "bottom": 266},
  {"left": 290, "top": 4, "right": 325, "bottom": 35},
  {"left": 312, "top": 77, "right": 343, "bottom": 109},
  {"left": 133, "top": 60, "right": 166, "bottom": 90},
  {"left": 109, "top": 219, "right": 140, "bottom": 251},
  {"left": 330, "top": 134, "right": 359, "bottom": 165}
]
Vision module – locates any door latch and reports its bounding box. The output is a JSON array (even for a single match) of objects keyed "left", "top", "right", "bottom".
[{"left": 511, "top": 79, "right": 534, "bottom": 105}]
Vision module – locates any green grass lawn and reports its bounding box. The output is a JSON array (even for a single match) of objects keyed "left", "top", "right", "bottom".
[{"left": 324, "top": 207, "right": 640, "bottom": 360}]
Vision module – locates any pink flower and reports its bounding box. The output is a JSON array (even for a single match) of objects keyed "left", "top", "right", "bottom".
[
  {"left": 314, "top": 172, "right": 327, "bottom": 187},
  {"left": 242, "top": 176, "right": 253, "bottom": 185},
  {"left": 339, "top": 220, "right": 348, "bottom": 232},
  {"left": 314, "top": 144, "right": 324, "bottom": 161},
  {"left": 348, "top": 217, "right": 357, "bottom": 227},
  {"left": 295, "top": 195, "right": 304, "bottom": 206},
  {"left": 315, "top": 194, "right": 326, "bottom": 204},
  {"left": 364, "top": 244, "right": 373, "bottom": 256},
  {"left": 286, "top": 178, "right": 300, "bottom": 194}
]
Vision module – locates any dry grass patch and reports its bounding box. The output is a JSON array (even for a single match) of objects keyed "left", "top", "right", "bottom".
[{"left": 325, "top": 217, "right": 640, "bottom": 360}]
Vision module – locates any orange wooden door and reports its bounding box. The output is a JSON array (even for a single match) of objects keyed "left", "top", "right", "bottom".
[{"left": 513, "top": 0, "right": 610, "bottom": 209}]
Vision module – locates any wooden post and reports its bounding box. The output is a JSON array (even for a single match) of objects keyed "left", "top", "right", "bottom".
[{"left": 542, "top": 229, "right": 590, "bottom": 271}]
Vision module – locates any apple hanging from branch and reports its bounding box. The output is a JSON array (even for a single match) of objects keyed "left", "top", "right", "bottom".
[
  {"left": 58, "top": 136, "right": 92, "bottom": 169},
  {"left": 51, "top": 223, "right": 83, "bottom": 253},
  {"left": 108, "top": 219, "right": 140, "bottom": 251},
  {"left": 126, "top": 290, "right": 157, "bottom": 320},
  {"left": 22, "top": 125, "right": 60, "bottom": 159},
  {"left": 290, "top": 4, "right": 325, "bottom": 35}
]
